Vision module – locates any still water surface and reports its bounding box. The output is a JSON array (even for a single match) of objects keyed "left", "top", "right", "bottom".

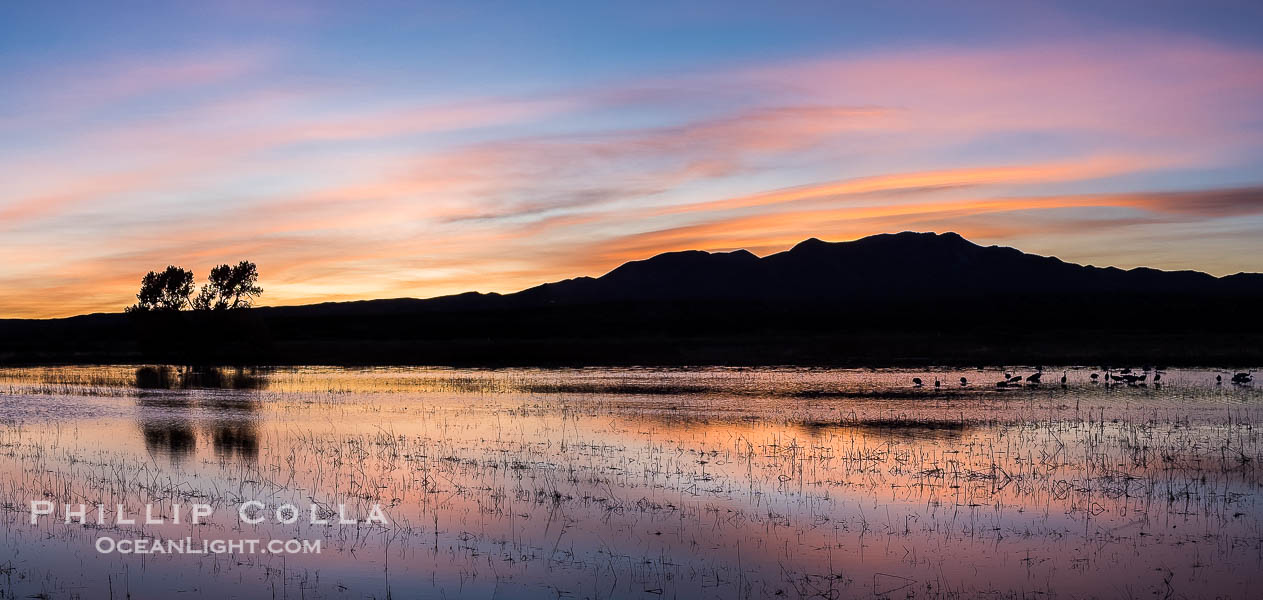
[{"left": 0, "top": 366, "right": 1260, "bottom": 599}]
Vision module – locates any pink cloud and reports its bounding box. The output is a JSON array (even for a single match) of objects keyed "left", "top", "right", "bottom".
[{"left": 4, "top": 34, "right": 1263, "bottom": 317}]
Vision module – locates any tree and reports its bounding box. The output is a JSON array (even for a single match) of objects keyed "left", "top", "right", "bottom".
[
  {"left": 192, "top": 261, "right": 263, "bottom": 311},
  {"left": 128, "top": 266, "right": 195, "bottom": 312}
]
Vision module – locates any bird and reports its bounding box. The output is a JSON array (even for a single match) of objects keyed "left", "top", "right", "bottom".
[
  {"left": 960, "top": 376, "right": 968, "bottom": 386},
  {"left": 1090, "top": 373, "right": 1099, "bottom": 382},
  {"left": 1153, "top": 372, "right": 1161, "bottom": 383},
  {"left": 1233, "top": 372, "right": 1254, "bottom": 384},
  {"left": 1026, "top": 372, "right": 1042, "bottom": 384},
  {"left": 912, "top": 377, "right": 923, "bottom": 387},
  {"left": 1061, "top": 370, "right": 1068, "bottom": 386},
  {"left": 934, "top": 377, "right": 941, "bottom": 389},
  {"left": 1121, "top": 367, "right": 1133, "bottom": 374},
  {"left": 1008, "top": 373, "right": 1024, "bottom": 383},
  {"left": 1216, "top": 374, "right": 1223, "bottom": 384}
]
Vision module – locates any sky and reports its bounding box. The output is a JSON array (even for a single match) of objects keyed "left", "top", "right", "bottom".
[{"left": 2, "top": 1, "right": 1262, "bottom": 318}]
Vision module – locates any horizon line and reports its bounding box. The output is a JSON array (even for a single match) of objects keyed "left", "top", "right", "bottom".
[{"left": 7, "top": 230, "right": 1259, "bottom": 322}]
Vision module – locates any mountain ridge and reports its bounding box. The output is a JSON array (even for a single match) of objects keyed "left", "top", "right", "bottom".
[
  {"left": 4, "top": 231, "right": 1262, "bottom": 366},
  {"left": 246, "top": 231, "right": 1262, "bottom": 317},
  {"left": 2, "top": 231, "right": 1260, "bottom": 323}
]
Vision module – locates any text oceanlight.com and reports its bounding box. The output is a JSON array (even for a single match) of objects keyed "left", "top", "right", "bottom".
[{"left": 95, "top": 537, "right": 322, "bottom": 554}]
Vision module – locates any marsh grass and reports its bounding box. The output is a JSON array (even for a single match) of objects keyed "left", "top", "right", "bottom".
[{"left": 0, "top": 366, "right": 1259, "bottom": 599}]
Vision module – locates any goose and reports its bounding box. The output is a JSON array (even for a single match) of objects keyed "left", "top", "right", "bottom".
[
  {"left": 912, "top": 377, "right": 923, "bottom": 387},
  {"left": 1089, "top": 373, "right": 1099, "bottom": 381},
  {"left": 934, "top": 377, "right": 941, "bottom": 389},
  {"left": 1061, "top": 371, "right": 1068, "bottom": 386},
  {"left": 1216, "top": 374, "right": 1223, "bottom": 384},
  {"left": 1233, "top": 372, "right": 1253, "bottom": 384},
  {"left": 1026, "top": 372, "right": 1042, "bottom": 384},
  {"left": 960, "top": 376, "right": 968, "bottom": 386},
  {"left": 1153, "top": 372, "right": 1161, "bottom": 383}
]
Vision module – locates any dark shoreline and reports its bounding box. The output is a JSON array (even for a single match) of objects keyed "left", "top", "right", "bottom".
[
  {"left": 6, "top": 233, "right": 1261, "bottom": 368},
  {"left": 4, "top": 331, "right": 1261, "bottom": 368}
]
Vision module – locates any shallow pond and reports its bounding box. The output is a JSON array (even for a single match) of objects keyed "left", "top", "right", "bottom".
[{"left": 0, "top": 366, "right": 1260, "bottom": 599}]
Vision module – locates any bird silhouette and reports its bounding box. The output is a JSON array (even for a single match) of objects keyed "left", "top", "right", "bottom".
[
  {"left": 912, "top": 377, "right": 923, "bottom": 387},
  {"left": 1061, "top": 370, "right": 1068, "bottom": 386},
  {"left": 960, "top": 376, "right": 968, "bottom": 386},
  {"left": 1216, "top": 374, "right": 1223, "bottom": 384},
  {"left": 1026, "top": 372, "right": 1042, "bottom": 384},
  {"left": 1090, "top": 373, "right": 1099, "bottom": 381},
  {"left": 934, "top": 377, "right": 941, "bottom": 389}
]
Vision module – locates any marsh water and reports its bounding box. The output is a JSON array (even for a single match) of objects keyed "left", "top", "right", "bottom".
[{"left": 0, "top": 366, "right": 1260, "bottom": 599}]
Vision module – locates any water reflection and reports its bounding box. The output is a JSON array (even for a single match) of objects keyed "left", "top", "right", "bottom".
[
  {"left": 0, "top": 366, "right": 1259, "bottom": 599},
  {"left": 134, "top": 365, "right": 269, "bottom": 390},
  {"left": 135, "top": 392, "right": 260, "bottom": 464},
  {"left": 140, "top": 418, "right": 197, "bottom": 461},
  {"left": 797, "top": 416, "right": 972, "bottom": 439},
  {"left": 136, "top": 394, "right": 196, "bottom": 463},
  {"left": 204, "top": 396, "right": 259, "bottom": 462}
]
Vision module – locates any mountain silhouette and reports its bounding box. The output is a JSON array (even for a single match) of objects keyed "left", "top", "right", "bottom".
[
  {"left": 3, "top": 231, "right": 1262, "bottom": 366},
  {"left": 512, "top": 231, "right": 1261, "bottom": 303},
  {"left": 265, "top": 231, "right": 1263, "bottom": 315}
]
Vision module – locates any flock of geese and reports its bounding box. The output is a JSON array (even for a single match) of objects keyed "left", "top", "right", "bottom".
[{"left": 911, "top": 368, "right": 1254, "bottom": 388}]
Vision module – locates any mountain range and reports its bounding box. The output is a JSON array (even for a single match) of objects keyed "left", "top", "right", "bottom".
[
  {"left": 263, "top": 231, "right": 1263, "bottom": 316},
  {"left": 3, "top": 231, "right": 1261, "bottom": 366}
]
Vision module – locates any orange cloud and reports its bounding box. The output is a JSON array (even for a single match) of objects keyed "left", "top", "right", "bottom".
[
  {"left": 4, "top": 36, "right": 1263, "bottom": 318},
  {"left": 655, "top": 156, "right": 1164, "bottom": 217}
]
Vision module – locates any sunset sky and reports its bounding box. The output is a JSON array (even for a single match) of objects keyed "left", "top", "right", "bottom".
[{"left": 3, "top": 1, "right": 1262, "bottom": 318}]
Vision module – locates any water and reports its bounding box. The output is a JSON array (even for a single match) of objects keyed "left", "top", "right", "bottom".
[{"left": 0, "top": 366, "right": 1260, "bottom": 599}]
